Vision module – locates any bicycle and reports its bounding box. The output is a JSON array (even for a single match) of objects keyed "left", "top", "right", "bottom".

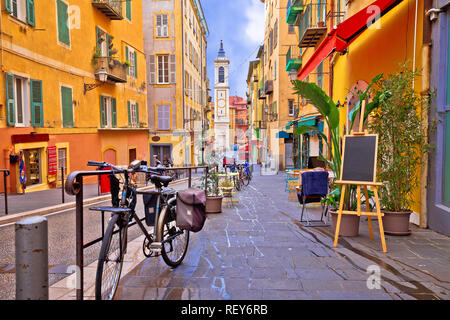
[
  {"left": 242, "top": 162, "right": 252, "bottom": 186},
  {"left": 226, "top": 163, "right": 243, "bottom": 191},
  {"left": 87, "top": 160, "right": 189, "bottom": 300}
]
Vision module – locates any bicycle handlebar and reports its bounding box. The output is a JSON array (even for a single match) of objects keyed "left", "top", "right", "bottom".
[{"left": 87, "top": 160, "right": 165, "bottom": 175}]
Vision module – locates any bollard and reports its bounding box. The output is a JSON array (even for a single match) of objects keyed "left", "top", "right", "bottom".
[
  {"left": 188, "top": 168, "right": 192, "bottom": 188},
  {"left": 61, "top": 167, "right": 65, "bottom": 204},
  {"left": 15, "top": 216, "right": 48, "bottom": 300}
]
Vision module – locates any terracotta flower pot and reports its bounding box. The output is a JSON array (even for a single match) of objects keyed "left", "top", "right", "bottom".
[
  {"left": 206, "top": 196, "right": 223, "bottom": 214},
  {"left": 330, "top": 210, "right": 361, "bottom": 237},
  {"left": 381, "top": 210, "right": 412, "bottom": 235}
]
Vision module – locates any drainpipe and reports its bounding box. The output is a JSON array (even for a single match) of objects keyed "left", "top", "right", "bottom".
[
  {"left": 419, "top": 0, "right": 433, "bottom": 229},
  {"left": 412, "top": 0, "right": 418, "bottom": 90},
  {"left": 181, "top": 0, "right": 186, "bottom": 166}
]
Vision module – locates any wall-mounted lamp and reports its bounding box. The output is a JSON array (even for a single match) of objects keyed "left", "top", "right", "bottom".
[
  {"left": 84, "top": 68, "right": 108, "bottom": 94},
  {"left": 289, "top": 69, "right": 297, "bottom": 84}
]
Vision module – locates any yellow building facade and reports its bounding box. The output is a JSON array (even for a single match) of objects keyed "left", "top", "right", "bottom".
[
  {"left": 0, "top": 0, "right": 148, "bottom": 193},
  {"left": 143, "top": 0, "right": 209, "bottom": 167}
]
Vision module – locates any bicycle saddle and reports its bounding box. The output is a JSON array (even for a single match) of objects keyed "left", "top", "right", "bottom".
[{"left": 150, "top": 174, "right": 173, "bottom": 187}]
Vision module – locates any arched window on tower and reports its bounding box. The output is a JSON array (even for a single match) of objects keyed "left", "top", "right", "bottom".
[{"left": 218, "top": 67, "right": 225, "bottom": 83}]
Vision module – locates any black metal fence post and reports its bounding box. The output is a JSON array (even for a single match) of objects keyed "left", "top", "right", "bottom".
[
  {"left": 188, "top": 168, "right": 192, "bottom": 188},
  {"left": 75, "top": 175, "right": 84, "bottom": 300},
  {"left": 61, "top": 167, "right": 65, "bottom": 204},
  {"left": 1, "top": 170, "right": 9, "bottom": 215}
]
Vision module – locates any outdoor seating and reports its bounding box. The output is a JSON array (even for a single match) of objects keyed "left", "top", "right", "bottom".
[{"left": 297, "top": 171, "right": 330, "bottom": 227}]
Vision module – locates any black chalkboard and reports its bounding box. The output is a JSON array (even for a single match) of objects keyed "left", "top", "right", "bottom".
[{"left": 341, "top": 135, "right": 377, "bottom": 182}]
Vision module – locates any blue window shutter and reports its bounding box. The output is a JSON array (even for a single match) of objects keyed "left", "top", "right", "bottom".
[
  {"left": 99, "top": 96, "right": 106, "bottom": 127},
  {"left": 5, "top": 73, "right": 15, "bottom": 126},
  {"left": 30, "top": 79, "right": 43, "bottom": 127},
  {"left": 26, "top": 0, "right": 35, "bottom": 26},
  {"left": 5, "top": 0, "right": 11, "bottom": 13},
  {"left": 111, "top": 98, "right": 117, "bottom": 127}
]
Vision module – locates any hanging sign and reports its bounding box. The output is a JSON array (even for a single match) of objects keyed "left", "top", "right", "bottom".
[{"left": 48, "top": 146, "right": 58, "bottom": 176}]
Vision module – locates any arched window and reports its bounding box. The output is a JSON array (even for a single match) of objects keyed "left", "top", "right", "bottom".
[{"left": 218, "top": 67, "right": 225, "bottom": 83}]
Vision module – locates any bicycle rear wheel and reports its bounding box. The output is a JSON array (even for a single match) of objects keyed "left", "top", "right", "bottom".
[
  {"left": 243, "top": 172, "right": 251, "bottom": 186},
  {"left": 159, "top": 206, "right": 190, "bottom": 267},
  {"left": 95, "top": 214, "right": 125, "bottom": 300}
]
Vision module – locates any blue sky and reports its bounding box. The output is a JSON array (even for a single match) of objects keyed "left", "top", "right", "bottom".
[{"left": 201, "top": 0, "right": 265, "bottom": 100}]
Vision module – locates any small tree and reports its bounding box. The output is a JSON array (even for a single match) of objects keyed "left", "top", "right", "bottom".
[{"left": 369, "top": 65, "right": 432, "bottom": 212}]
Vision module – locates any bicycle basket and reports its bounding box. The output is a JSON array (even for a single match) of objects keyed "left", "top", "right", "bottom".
[
  {"left": 143, "top": 193, "right": 157, "bottom": 226},
  {"left": 176, "top": 188, "right": 207, "bottom": 232}
]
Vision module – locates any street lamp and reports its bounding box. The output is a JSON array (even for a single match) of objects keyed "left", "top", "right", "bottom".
[
  {"left": 289, "top": 68, "right": 297, "bottom": 84},
  {"left": 84, "top": 68, "right": 108, "bottom": 94}
]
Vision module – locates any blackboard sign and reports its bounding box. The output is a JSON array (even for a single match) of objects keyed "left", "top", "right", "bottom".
[{"left": 341, "top": 135, "right": 378, "bottom": 182}]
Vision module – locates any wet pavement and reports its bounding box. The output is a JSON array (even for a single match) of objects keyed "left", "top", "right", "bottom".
[{"left": 114, "top": 174, "right": 450, "bottom": 300}]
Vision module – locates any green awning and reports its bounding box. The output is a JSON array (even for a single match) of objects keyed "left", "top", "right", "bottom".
[{"left": 286, "top": 116, "right": 318, "bottom": 130}]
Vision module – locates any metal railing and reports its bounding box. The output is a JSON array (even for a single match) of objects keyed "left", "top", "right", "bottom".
[
  {"left": 298, "top": 2, "right": 328, "bottom": 47},
  {"left": 286, "top": 0, "right": 304, "bottom": 24},
  {"left": 286, "top": 45, "right": 302, "bottom": 72},
  {"left": 0, "top": 170, "right": 10, "bottom": 215},
  {"left": 64, "top": 165, "right": 209, "bottom": 300},
  {"left": 91, "top": 0, "right": 123, "bottom": 19}
]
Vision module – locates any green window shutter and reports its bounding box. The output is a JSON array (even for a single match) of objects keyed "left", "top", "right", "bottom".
[
  {"left": 111, "top": 98, "right": 117, "bottom": 127},
  {"left": 30, "top": 79, "right": 43, "bottom": 127},
  {"left": 61, "top": 86, "right": 73, "bottom": 127},
  {"left": 126, "top": 0, "right": 131, "bottom": 21},
  {"left": 125, "top": 46, "right": 129, "bottom": 75},
  {"left": 5, "top": 0, "right": 11, "bottom": 13},
  {"left": 106, "top": 34, "right": 112, "bottom": 57},
  {"left": 134, "top": 51, "right": 137, "bottom": 78},
  {"left": 57, "top": 0, "right": 69, "bottom": 46},
  {"left": 127, "top": 101, "right": 131, "bottom": 126},
  {"left": 96, "top": 26, "right": 102, "bottom": 53},
  {"left": 99, "top": 96, "right": 106, "bottom": 127},
  {"left": 5, "top": 73, "right": 15, "bottom": 126},
  {"left": 135, "top": 102, "right": 139, "bottom": 125},
  {"left": 26, "top": 0, "right": 35, "bottom": 26}
]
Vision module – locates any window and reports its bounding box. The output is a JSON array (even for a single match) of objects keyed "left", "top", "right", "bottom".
[
  {"left": 61, "top": 86, "right": 73, "bottom": 127},
  {"left": 100, "top": 95, "right": 117, "bottom": 128},
  {"left": 5, "top": 0, "right": 34, "bottom": 26},
  {"left": 128, "top": 101, "right": 139, "bottom": 127},
  {"left": 57, "top": 0, "right": 70, "bottom": 46},
  {"left": 125, "top": 0, "right": 131, "bottom": 21},
  {"left": 126, "top": 46, "right": 137, "bottom": 78},
  {"left": 5, "top": 73, "right": 43, "bottom": 127},
  {"left": 24, "top": 148, "right": 41, "bottom": 186},
  {"left": 218, "top": 66, "right": 225, "bottom": 83},
  {"left": 288, "top": 99, "right": 295, "bottom": 117},
  {"left": 317, "top": 62, "right": 323, "bottom": 88},
  {"left": 57, "top": 147, "right": 67, "bottom": 180},
  {"left": 157, "top": 55, "right": 169, "bottom": 84},
  {"left": 288, "top": 24, "right": 296, "bottom": 34},
  {"left": 157, "top": 104, "right": 170, "bottom": 131},
  {"left": 156, "top": 14, "right": 168, "bottom": 38},
  {"left": 273, "top": 19, "right": 278, "bottom": 49}
]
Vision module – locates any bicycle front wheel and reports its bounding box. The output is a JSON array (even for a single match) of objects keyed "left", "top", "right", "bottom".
[
  {"left": 95, "top": 214, "right": 125, "bottom": 300},
  {"left": 243, "top": 173, "right": 251, "bottom": 186},
  {"left": 159, "top": 207, "right": 190, "bottom": 267}
]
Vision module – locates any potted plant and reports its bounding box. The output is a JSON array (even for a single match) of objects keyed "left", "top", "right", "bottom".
[
  {"left": 219, "top": 179, "right": 234, "bottom": 198},
  {"left": 369, "top": 65, "right": 432, "bottom": 235},
  {"left": 198, "top": 167, "right": 223, "bottom": 213},
  {"left": 293, "top": 74, "right": 382, "bottom": 236}
]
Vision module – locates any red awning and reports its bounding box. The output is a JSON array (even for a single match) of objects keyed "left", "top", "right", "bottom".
[{"left": 297, "top": 0, "right": 403, "bottom": 80}]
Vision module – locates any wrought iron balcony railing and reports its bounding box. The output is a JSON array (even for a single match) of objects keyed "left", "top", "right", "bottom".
[
  {"left": 298, "top": 2, "right": 328, "bottom": 48},
  {"left": 286, "top": 0, "right": 304, "bottom": 25},
  {"left": 93, "top": 57, "right": 127, "bottom": 83},
  {"left": 285, "top": 45, "right": 302, "bottom": 72},
  {"left": 92, "top": 0, "right": 123, "bottom": 20}
]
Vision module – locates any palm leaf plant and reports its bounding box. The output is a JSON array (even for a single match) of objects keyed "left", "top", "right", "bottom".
[{"left": 292, "top": 74, "right": 382, "bottom": 210}]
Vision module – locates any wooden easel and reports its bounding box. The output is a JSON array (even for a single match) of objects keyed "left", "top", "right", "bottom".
[{"left": 333, "top": 101, "right": 387, "bottom": 253}]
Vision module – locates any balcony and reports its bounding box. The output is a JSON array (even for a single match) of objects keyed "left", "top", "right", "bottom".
[
  {"left": 285, "top": 45, "right": 302, "bottom": 72},
  {"left": 298, "top": 2, "right": 328, "bottom": 48},
  {"left": 264, "top": 80, "right": 273, "bottom": 95},
  {"left": 92, "top": 0, "right": 123, "bottom": 20},
  {"left": 258, "top": 89, "right": 266, "bottom": 100},
  {"left": 286, "top": 0, "right": 304, "bottom": 25},
  {"left": 94, "top": 57, "right": 127, "bottom": 83},
  {"left": 327, "top": 10, "right": 345, "bottom": 27}
]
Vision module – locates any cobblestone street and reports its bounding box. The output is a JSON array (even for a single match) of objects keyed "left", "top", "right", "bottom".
[{"left": 114, "top": 174, "right": 450, "bottom": 300}]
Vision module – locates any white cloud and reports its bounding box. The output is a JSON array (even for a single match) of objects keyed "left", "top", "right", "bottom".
[{"left": 244, "top": 0, "right": 265, "bottom": 45}]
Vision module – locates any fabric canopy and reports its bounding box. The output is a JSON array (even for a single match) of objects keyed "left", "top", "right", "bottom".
[
  {"left": 286, "top": 115, "right": 318, "bottom": 130},
  {"left": 276, "top": 131, "right": 290, "bottom": 139},
  {"left": 297, "top": 0, "right": 403, "bottom": 80}
]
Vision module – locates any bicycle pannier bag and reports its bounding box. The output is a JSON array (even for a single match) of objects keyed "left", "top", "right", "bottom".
[
  {"left": 143, "top": 193, "right": 158, "bottom": 226},
  {"left": 176, "top": 188, "right": 207, "bottom": 232}
]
